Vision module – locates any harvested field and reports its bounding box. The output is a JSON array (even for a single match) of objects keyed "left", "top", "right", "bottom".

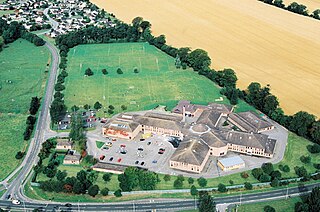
[{"left": 92, "top": 0, "right": 320, "bottom": 117}]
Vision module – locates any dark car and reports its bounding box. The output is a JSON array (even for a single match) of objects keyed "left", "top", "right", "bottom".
[
  {"left": 109, "top": 157, "right": 114, "bottom": 161},
  {"left": 138, "top": 148, "right": 143, "bottom": 151},
  {"left": 65, "top": 203, "right": 72, "bottom": 207},
  {"left": 140, "top": 138, "right": 145, "bottom": 141},
  {"left": 147, "top": 141, "right": 151, "bottom": 145},
  {"left": 158, "top": 148, "right": 165, "bottom": 154},
  {"left": 135, "top": 160, "right": 139, "bottom": 165},
  {"left": 141, "top": 161, "right": 145, "bottom": 166}
]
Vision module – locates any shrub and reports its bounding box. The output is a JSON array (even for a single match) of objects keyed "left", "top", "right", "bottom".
[
  {"left": 241, "top": 172, "right": 249, "bottom": 179},
  {"left": 244, "top": 182, "right": 253, "bottom": 190},
  {"left": 117, "top": 68, "right": 123, "bottom": 74},
  {"left": 308, "top": 144, "right": 320, "bottom": 153},
  {"left": 163, "top": 174, "right": 171, "bottom": 182},
  {"left": 101, "top": 187, "right": 109, "bottom": 196},
  {"left": 15, "top": 151, "right": 25, "bottom": 159},
  {"left": 197, "top": 177, "right": 207, "bottom": 188},
  {"left": 102, "top": 69, "right": 108, "bottom": 75},
  {"left": 300, "top": 155, "right": 311, "bottom": 164},
  {"left": 264, "top": 205, "right": 275, "bottom": 212},
  {"left": 262, "top": 162, "right": 274, "bottom": 175},
  {"left": 259, "top": 174, "right": 271, "bottom": 182},
  {"left": 270, "top": 178, "right": 279, "bottom": 187},
  {"left": 314, "top": 163, "right": 320, "bottom": 170},
  {"left": 188, "top": 177, "right": 194, "bottom": 185},
  {"left": 85, "top": 68, "right": 94, "bottom": 76},
  {"left": 217, "top": 183, "right": 227, "bottom": 192},
  {"left": 88, "top": 185, "right": 99, "bottom": 197},
  {"left": 252, "top": 168, "right": 263, "bottom": 179},
  {"left": 229, "top": 180, "right": 234, "bottom": 185},
  {"left": 134, "top": 67, "right": 139, "bottom": 73},
  {"left": 102, "top": 173, "right": 112, "bottom": 182},
  {"left": 121, "top": 105, "right": 127, "bottom": 111},
  {"left": 114, "top": 189, "right": 122, "bottom": 197},
  {"left": 94, "top": 101, "right": 102, "bottom": 110}
]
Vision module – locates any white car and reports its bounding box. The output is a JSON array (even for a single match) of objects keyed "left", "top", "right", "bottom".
[{"left": 12, "top": 199, "right": 21, "bottom": 205}]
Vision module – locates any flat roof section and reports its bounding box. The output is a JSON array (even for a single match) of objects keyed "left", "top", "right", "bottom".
[{"left": 218, "top": 156, "right": 245, "bottom": 168}]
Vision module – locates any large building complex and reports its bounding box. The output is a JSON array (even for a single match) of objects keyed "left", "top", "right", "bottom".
[{"left": 102, "top": 101, "right": 276, "bottom": 174}]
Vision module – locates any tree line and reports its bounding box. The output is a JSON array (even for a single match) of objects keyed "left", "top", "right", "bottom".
[
  {"left": 259, "top": 0, "right": 320, "bottom": 20},
  {"left": 0, "top": 19, "right": 45, "bottom": 48}
]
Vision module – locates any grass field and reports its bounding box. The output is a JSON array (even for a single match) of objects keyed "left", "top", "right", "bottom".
[
  {"left": 237, "top": 196, "right": 302, "bottom": 212},
  {"left": 64, "top": 42, "right": 254, "bottom": 115},
  {"left": 92, "top": 0, "right": 320, "bottom": 117},
  {"left": 0, "top": 39, "right": 50, "bottom": 180},
  {"left": 276, "top": 132, "right": 320, "bottom": 177}
]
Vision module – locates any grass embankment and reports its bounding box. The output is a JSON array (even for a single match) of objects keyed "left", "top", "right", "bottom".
[
  {"left": 64, "top": 42, "right": 254, "bottom": 117},
  {"left": 237, "top": 196, "right": 302, "bottom": 212},
  {"left": 26, "top": 130, "right": 320, "bottom": 202},
  {"left": 0, "top": 39, "right": 50, "bottom": 180}
]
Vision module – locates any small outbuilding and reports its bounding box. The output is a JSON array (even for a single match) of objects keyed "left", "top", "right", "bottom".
[
  {"left": 63, "top": 151, "right": 81, "bottom": 165},
  {"left": 217, "top": 156, "right": 245, "bottom": 171}
]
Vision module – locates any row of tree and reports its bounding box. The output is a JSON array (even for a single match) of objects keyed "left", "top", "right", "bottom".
[
  {"left": 260, "top": 0, "right": 320, "bottom": 20},
  {"left": 23, "top": 97, "right": 41, "bottom": 141},
  {"left": 0, "top": 19, "right": 45, "bottom": 46}
]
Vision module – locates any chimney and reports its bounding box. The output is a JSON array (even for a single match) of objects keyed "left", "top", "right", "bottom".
[{"left": 182, "top": 106, "right": 186, "bottom": 122}]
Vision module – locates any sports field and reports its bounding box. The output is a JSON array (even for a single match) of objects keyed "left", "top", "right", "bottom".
[
  {"left": 92, "top": 0, "right": 320, "bottom": 117},
  {"left": 0, "top": 39, "right": 50, "bottom": 180},
  {"left": 65, "top": 43, "right": 253, "bottom": 114}
]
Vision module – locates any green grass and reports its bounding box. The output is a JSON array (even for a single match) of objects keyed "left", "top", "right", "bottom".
[
  {"left": 276, "top": 132, "right": 320, "bottom": 178},
  {"left": 0, "top": 39, "right": 50, "bottom": 180},
  {"left": 96, "top": 140, "right": 105, "bottom": 149},
  {"left": 64, "top": 43, "right": 253, "bottom": 116},
  {"left": 237, "top": 196, "right": 302, "bottom": 212}
]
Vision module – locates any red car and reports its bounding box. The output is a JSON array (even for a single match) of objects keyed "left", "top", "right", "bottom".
[
  {"left": 100, "top": 155, "right": 105, "bottom": 160},
  {"left": 120, "top": 144, "right": 126, "bottom": 148},
  {"left": 158, "top": 148, "right": 165, "bottom": 154},
  {"left": 117, "top": 158, "right": 122, "bottom": 162}
]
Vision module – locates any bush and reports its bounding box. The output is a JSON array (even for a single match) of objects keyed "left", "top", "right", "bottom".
[
  {"left": 102, "top": 69, "right": 108, "bottom": 75},
  {"left": 314, "top": 163, "right": 320, "bottom": 170},
  {"left": 121, "top": 105, "right": 127, "bottom": 111},
  {"left": 94, "top": 101, "right": 102, "bottom": 110},
  {"left": 217, "top": 183, "right": 227, "bottom": 192},
  {"left": 252, "top": 168, "right": 263, "bottom": 179},
  {"left": 114, "top": 189, "right": 122, "bottom": 197},
  {"left": 101, "top": 187, "right": 109, "bottom": 196},
  {"left": 197, "top": 177, "right": 207, "bottom": 187},
  {"left": 279, "top": 164, "right": 290, "bottom": 173},
  {"left": 300, "top": 155, "right": 311, "bottom": 164},
  {"left": 264, "top": 205, "right": 275, "bottom": 212},
  {"left": 85, "top": 68, "right": 94, "bottom": 76},
  {"left": 102, "top": 173, "right": 112, "bottom": 182},
  {"left": 244, "top": 182, "right": 253, "bottom": 190},
  {"left": 188, "top": 177, "right": 194, "bottom": 185},
  {"left": 134, "top": 68, "right": 139, "bottom": 73},
  {"left": 173, "top": 179, "right": 183, "bottom": 188},
  {"left": 88, "top": 185, "right": 99, "bottom": 197},
  {"left": 308, "top": 144, "right": 320, "bottom": 153},
  {"left": 259, "top": 174, "right": 271, "bottom": 182},
  {"left": 241, "top": 172, "right": 249, "bottom": 179},
  {"left": 15, "top": 151, "right": 25, "bottom": 159},
  {"left": 117, "top": 68, "right": 123, "bottom": 74},
  {"left": 163, "top": 174, "right": 171, "bottom": 182},
  {"left": 270, "top": 178, "right": 279, "bottom": 187},
  {"left": 262, "top": 163, "right": 274, "bottom": 175},
  {"left": 229, "top": 180, "right": 234, "bottom": 185}
]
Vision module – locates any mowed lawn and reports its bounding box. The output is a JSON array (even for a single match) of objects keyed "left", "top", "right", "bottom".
[
  {"left": 0, "top": 39, "right": 50, "bottom": 180},
  {"left": 65, "top": 43, "right": 253, "bottom": 115}
]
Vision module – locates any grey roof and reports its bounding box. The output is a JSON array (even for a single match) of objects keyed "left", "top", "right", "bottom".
[
  {"left": 172, "top": 100, "right": 195, "bottom": 114},
  {"left": 170, "top": 137, "right": 209, "bottom": 166},
  {"left": 105, "top": 120, "right": 140, "bottom": 133},
  {"left": 228, "top": 111, "right": 273, "bottom": 132},
  {"left": 92, "top": 162, "right": 130, "bottom": 172},
  {"left": 218, "top": 156, "right": 245, "bottom": 167},
  {"left": 136, "top": 112, "right": 182, "bottom": 131},
  {"left": 196, "top": 110, "right": 223, "bottom": 128},
  {"left": 64, "top": 153, "right": 81, "bottom": 161},
  {"left": 201, "top": 131, "right": 227, "bottom": 148},
  {"left": 207, "top": 103, "right": 233, "bottom": 113},
  {"left": 192, "top": 124, "right": 209, "bottom": 133},
  {"left": 224, "top": 131, "right": 276, "bottom": 153}
]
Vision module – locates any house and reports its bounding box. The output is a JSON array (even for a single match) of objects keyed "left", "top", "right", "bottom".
[
  {"left": 56, "top": 138, "right": 72, "bottom": 150},
  {"left": 63, "top": 151, "right": 81, "bottom": 165},
  {"left": 218, "top": 156, "right": 245, "bottom": 171}
]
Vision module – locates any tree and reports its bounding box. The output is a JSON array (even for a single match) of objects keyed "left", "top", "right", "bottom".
[
  {"left": 244, "top": 182, "right": 253, "bottom": 190},
  {"left": 270, "top": 170, "right": 282, "bottom": 180},
  {"left": 114, "top": 189, "right": 122, "bottom": 197},
  {"left": 101, "top": 187, "right": 109, "bottom": 196},
  {"left": 29, "top": 96, "right": 40, "bottom": 115},
  {"left": 215, "top": 69, "right": 238, "bottom": 88},
  {"left": 289, "top": 111, "right": 315, "bottom": 137},
  {"left": 121, "top": 105, "right": 127, "bottom": 110},
  {"left": 50, "top": 98, "right": 67, "bottom": 123},
  {"left": 54, "top": 91, "right": 64, "bottom": 100},
  {"left": 190, "top": 185, "right": 198, "bottom": 196},
  {"left": 309, "top": 144, "right": 320, "bottom": 153},
  {"left": 262, "top": 163, "right": 274, "bottom": 175},
  {"left": 300, "top": 155, "right": 311, "bottom": 164},
  {"left": 217, "top": 183, "right": 227, "bottom": 192},
  {"left": 188, "top": 177, "right": 194, "bottom": 185},
  {"left": 84, "top": 104, "right": 90, "bottom": 110},
  {"left": 281, "top": 165, "right": 290, "bottom": 173},
  {"left": 70, "top": 105, "right": 79, "bottom": 112},
  {"left": 307, "top": 187, "right": 320, "bottom": 212},
  {"left": 252, "top": 168, "right": 263, "bottom": 179},
  {"left": 102, "top": 69, "right": 108, "bottom": 75},
  {"left": 173, "top": 178, "right": 183, "bottom": 188},
  {"left": 138, "top": 170, "right": 158, "bottom": 190},
  {"left": 259, "top": 174, "right": 271, "bottom": 182},
  {"left": 88, "top": 185, "right": 99, "bottom": 197},
  {"left": 117, "top": 68, "right": 123, "bottom": 74},
  {"left": 270, "top": 178, "right": 279, "bottom": 187},
  {"left": 163, "top": 174, "right": 171, "bottom": 182},
  {"left": 241, "top": 172, "right": 249, "bottom": 179},
  {"left": 109, "top": 105, "right": 115, "bottom": 110},
  {"left": 310, "top": 121, "right": 320, "bottom": 144},
  {"left": 15, "top": 151, "right": 24, "bottom": 159},
  {"left": 187, "top": 49, "right": 211, "bottom": 72},
  {"left": 199, "top": 191, "right": 216, "bottom": 212},
  {"left": 197, "top": 177, "right": 207, "bottom": 187},
  {"left": 263, "top": 95, "right": 279, "bottom": 115},
  {"left": 312, "top": 9, "right": 320, "bottom": 19},
  {"left": 274, "top": 0, "right": 285, "bottom": 8},
  {"left": 264, "top": 205, "right": 275, "bottom": 212},
  {"left": 103, "top": 173, "right": 112, "bottom": 182},
  {"left": 85, "top": 68, "right": 94, "bottom": 76},
  {"left": 56, "top": 170, "right": 67, "bottom": 181},
  {"left": 94, "top": 101, "right": 102, "bottom": 110},
  {"left": 140, "top": 20, "right": 151, "bottom": 32},
  {"left": 133, "top": 68, "right": 139, "bottom": 73},
  {"left": 54, "top": 83, "right": 65, "bottom": 92},
  {"left": 69, "top": 114, "right": 85, "bottom": 141},
  {"left": 294, "top": 166, "right": 309, "bottom": 178}
]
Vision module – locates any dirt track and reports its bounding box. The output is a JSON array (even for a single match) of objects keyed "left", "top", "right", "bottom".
[{"left": 92, "top": 0, "right": 320, "bottom": 117}]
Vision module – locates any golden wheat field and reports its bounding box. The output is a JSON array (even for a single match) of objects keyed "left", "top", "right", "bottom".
[{"left": 92, "top": 0, "right": 320, "bottom": 117}]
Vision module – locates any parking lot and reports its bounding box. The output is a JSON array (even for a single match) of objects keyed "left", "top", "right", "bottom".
[{"left": 87, "top": 133, "right": 176, "bottom": 172}]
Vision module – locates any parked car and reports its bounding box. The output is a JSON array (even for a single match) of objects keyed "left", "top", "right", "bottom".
[
  {"left": 103, "top": 146, "right": 109, "bottom": 150},
  {"left": 135, "top": 160, "right": 139, "bottom": 165},
  {"left": 117, "top": 158, "right": 122, "bottom": 162},
  {"left": 138, "top": 147, "right": 143, "bottom": 151},
  {"left": 100, "top": 155, "right": 105, "bottom": 160},
  {"left": 107, "top": 142, "right": 113, "bottom": 147},
  {"left": 147, "top": 141, "right": 151, "bottom": 145},
  {"left": 109, "top": 157, "right": 114, "bottom": 161},
  {"left": 120, "top": 144, "right": 126, "bottom": 148},
  {"left": 140, "top": 138, "right": 145, "bottom": 141},
  {"left": 158, "top": 148, "right": 165, "bottom": 154},
  {"left": 12, "top": 200, "right": 21, "bottom": 205},
  {"left": 120, "top": 150, "right": 127, "bottom": 154},
  {"left": 65, "top": 203, "right": 72, "bottom": 207},
  {"left": 112, "top": 138, "right": 117, "bottom": 141},
  {"left": 152, "top": 160, "right": 157, "bottom": 164},
  {"left": 141, "top": 161, "right": 145, "bottom": 166}
]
